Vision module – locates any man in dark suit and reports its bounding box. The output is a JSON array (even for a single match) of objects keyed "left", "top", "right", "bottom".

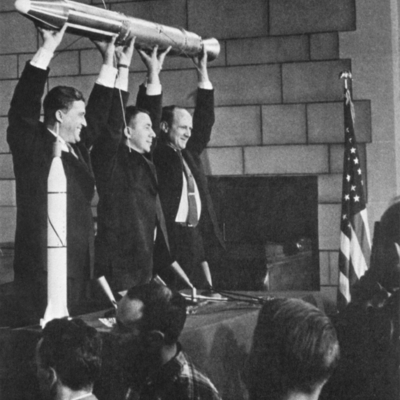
[
  {"left": 7, "top": 26, "right": 122, "bottom": 323},
  {"left": 153, "top": 51, "right": 224, "bottom": 290},
  {"left": 91, "top": 46, "right": 189, "bottom": 293}
]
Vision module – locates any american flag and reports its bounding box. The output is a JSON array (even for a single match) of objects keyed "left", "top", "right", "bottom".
[{"left": 337, "top": 87, "right": 371, "bottom": 310}]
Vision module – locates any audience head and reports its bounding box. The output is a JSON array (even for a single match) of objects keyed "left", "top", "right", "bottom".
[
  {"left": 124, "top": 105, "right": 155, "bottom": 154},
  {"left": 36, "top": 318, "right": 102, "bottom": 399},
  {"left": 160, "top": 105, "right": 193, "bottom": 150},
  {"left": 115, "top": 280, "right": 187, "bottom": 348},
  {"left": 374, "top": 197, "right": 400, "bottom": 291},
  {"left": 43, "top": 86, "right": 86, "bottom": 144},
  {"left": 246, "top": 298, "right": 340, "bottom": 400}
]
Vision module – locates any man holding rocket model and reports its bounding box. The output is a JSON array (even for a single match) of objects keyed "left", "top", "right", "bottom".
[
  {"left": 7, "top": 25, "right": 129, "bottom": 324},
  {"left": 91, "top": 42, "right": 197, "bottom": 293}
]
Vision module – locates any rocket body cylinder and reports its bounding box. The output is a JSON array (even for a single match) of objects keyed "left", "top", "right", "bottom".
[
  {"left": 14, "top": 0, "right": 220, "bottom": 61},
  {"left": 42, "top": 141, "right": 69, "bottom": 327}
]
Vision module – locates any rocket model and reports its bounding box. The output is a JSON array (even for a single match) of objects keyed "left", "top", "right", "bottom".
[
  {"left": 14, "top": 0, "right": 220, "bottom": 61},
  {"left": 97, "top": 276, "right": 118, "bottom": 309},
  {"left": 41, "top": 141, "right": 69, "bottom": 327}
]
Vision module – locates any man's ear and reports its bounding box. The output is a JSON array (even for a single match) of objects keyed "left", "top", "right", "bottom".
[
  {"left": 124, "top": 126, "right": 132, "bottom": 139},
  {"left": 395, "top": 243, "right": 400, "bottom": 270},
  {"left": 394, "top": 242, "right": 400, "bottom": 259},
  {"left": 55, "top": 110, "right": 64, "bottom": 124},
  {"left": 147, "top": 330, "right": 165, "bottom": 349},
  {"left": 44, "top": 366, "right": 58, "bottom": 388},
  {"left": 160, "top": 121, "right": 169, "bottom": 134}
]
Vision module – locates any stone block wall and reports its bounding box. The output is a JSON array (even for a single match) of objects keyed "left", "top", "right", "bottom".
[{"left": 0, "top": 0, "right": 379, "bottom": 307}]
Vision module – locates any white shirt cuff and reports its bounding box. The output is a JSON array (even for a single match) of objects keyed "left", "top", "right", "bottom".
[
  {"left": 30, "top": 47, "right": 54, "bottom": 70},
  {"left": 96, "top": 64, "right": 118, "bottom": 88},
  {"left": 198, "top": 81, "right": 213, "bottom": 90},
  {"left": 146, "top": 82, "right": 162, "bottom": 96},
  {"left": 115, "top": 68, "right": 129, "bottom": 91}
]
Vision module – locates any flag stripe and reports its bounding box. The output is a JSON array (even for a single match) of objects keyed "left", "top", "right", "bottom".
[
  {"left": 339, "top": 270, "right": 351, "bottom": 303},
  {"left": 349, "top": 218, "right": 369, "bottom": 279},
  {"left": 351, "top": 210, "right": 371, "bottom": 258},
  {"left": 340, "top": 230, "right": 350, "bottom": 259}
]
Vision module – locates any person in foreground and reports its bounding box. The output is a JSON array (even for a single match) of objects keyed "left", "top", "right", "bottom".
[
  {"left": 321, "top": 197, "right": 400, "bottom": 400},
  {"left": 36, "top": 318, "right": 102, "bottom": 400},
  {"left": 245, "top": 298, "right": 340, "bottom": 400},
  {"left": 103, "top": 280, "right": 222, "bottom": 400}
]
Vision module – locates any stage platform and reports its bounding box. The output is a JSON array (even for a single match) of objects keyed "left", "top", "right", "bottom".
[{"left": 0, "top": 291, "right": 323, "bottom": 400}]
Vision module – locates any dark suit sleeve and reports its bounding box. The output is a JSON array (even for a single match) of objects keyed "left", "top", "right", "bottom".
[
  {"left": 91, "top": 88, "right": 129, "bottom": 182},
  {"left": 187, "top": 88, "right": 215, "bottom": 155},
  {"left": 137, "top": 84, "right": 162, "bottom": 137},
  {"left": 7, "top": 62, "right": 49, "bottom": 157},
  {"left": 82, "top": 83, "right": 115, "bottom": 149}
]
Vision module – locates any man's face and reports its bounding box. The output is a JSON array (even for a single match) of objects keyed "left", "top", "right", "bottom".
[
  {"left": 114, "top": 296, "right": 144, "bottom": 339},
  {"left": 114, "top": 296, "right": 162, "bottom": 380},
  {"left": 127, "top": 112, "right": 156, "bottom": 154},
  {"left": 59, "top": 100, "right": 87, "bottom": 144},
  {"left": 114, "top": 297, "right": 148, "bottom": 368},
  {"left": 167, "top": 108, "right": 192, "bottom": 150}
]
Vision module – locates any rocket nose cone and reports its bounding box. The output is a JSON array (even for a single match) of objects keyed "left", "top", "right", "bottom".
[{"left": 15, "top": 0, "right": 31, "bottom": 14}]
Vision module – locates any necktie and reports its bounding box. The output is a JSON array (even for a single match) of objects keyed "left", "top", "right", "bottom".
[{"left": 179, "top": 152, "right": 199, "bottom": 228}]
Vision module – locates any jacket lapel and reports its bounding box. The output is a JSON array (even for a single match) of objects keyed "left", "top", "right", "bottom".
[
  {"left": 142, "top": 154, "right": 158, "bottom": 185},
  {"left": 65, "top": 143, "right": 94, "bottom": 176}
]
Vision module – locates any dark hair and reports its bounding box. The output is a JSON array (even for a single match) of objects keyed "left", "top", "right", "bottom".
[
  {"left": 161, "top": 105, "right": 178, "bottom": 128},
  {"left": 126, "top": 281, "right": 187, "bottom": 345},
  {"left": 371, "top": 198, "right": 400, "bottom": 291},
  {"left": 39, "top": 318, "right": 102, "bottom": 391},
  {"left": 125, "top": 105, "right": 150, "bottom": 126},
  {"left": 43, "top": 86, "right": 85, "bottom": 123},
  {"left": 246, "top": 298, "right": 340, "bottom": 400}
]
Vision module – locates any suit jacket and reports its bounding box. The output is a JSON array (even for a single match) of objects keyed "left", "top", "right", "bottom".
[
  {"left": 153, "top": 88, "right": 225, "bottom": 262},
  {"left": 91, "top": 87, "right": 170, "bottom": 289},
  {"left": 7, "top": 62, "right": 112, "bottom": 284}
]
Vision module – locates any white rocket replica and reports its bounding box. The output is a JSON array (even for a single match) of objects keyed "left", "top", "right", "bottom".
[
  {"left": 14, "top": 0, "right": 220, "bottom": 61},
  {"left": 41, "top": 141, "right": 68, "bottom": 327}
]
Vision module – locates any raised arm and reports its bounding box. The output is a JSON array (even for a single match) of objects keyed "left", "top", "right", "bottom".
[
  {"left": 7, "top": 25, "right": 67, "bottom": 156},
  {"left": 136, "top": 46, "right": 170, "bottom": 139},
  {"left": 91, "top": 38, "right": 135, "bottom": 182},
  {"left": 83, "top": 36, "right": 118, "bottom": 149},
  {"left": 187, "top": 49, "right": 215, "bottom": 155}
]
